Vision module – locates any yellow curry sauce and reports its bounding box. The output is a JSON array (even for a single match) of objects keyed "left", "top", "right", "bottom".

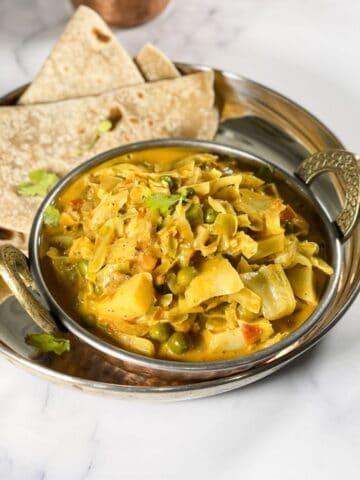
[{"left": 40, "top": 148, "right": 333, "bottom": 361}]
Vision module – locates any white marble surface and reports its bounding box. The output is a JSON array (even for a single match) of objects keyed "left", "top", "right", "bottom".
[{"left": 1, "top": 0, "right": 360, "bottom": 478}]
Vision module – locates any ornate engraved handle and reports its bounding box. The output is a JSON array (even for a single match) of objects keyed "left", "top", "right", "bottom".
[
  {"left": 296, "top": 150, "right": 360, "bottom": 240},
  {"left": 0, "top": 244, "right": 59, "bottom": 334}
]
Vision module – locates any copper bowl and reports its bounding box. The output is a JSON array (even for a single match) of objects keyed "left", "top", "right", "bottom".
[
  {"left": 72, "top": 0, "right": 170, "bottom": 27},
  {"left": 1, "top": 139, "right": 359, "bottom": 382}
]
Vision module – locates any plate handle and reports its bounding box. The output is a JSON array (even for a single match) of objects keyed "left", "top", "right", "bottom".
[
  {"left": 296, "top": 150, "right": 360, "bottom": 240},
  {"left": 0, "top": 244, "right": 59, "bottom": 334}
]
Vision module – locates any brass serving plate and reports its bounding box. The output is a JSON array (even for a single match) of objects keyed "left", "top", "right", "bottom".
[{"left": 0, "top": 64, "right": 358, "bottom": 400}]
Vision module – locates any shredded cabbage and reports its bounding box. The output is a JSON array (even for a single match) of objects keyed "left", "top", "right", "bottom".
[{"left": 42, "top": 149, "right": 333, "bottom": 361}]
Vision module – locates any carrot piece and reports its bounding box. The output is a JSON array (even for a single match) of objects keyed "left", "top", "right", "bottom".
[
  {"left": 70, "top": 198, "right": 84, "bottom": 211},
  {"left": 242, "top": 323, "right": 261, "bottom": 345}
]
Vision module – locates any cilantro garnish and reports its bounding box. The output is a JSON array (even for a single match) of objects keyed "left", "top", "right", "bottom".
[
  {"left": 43, "top": 205, "right": 60, "bottom": 227},
  {"left": 88, "top": 118, "right": 113, "bottom": 150},
  {"left": 97, "top": 119, "right": 112, "bottom": 134},
  {"left": 257, "top": 166, "right": 275, "bottom": 184},
  {"left": 17, "top": 170, "right": 59, "bottom": 197},
  {"left": 144, "top": 193, "right": 181, "bottom": 216},
  {"left": 26, "top": 333, "right": 70, "bottom": 355}
]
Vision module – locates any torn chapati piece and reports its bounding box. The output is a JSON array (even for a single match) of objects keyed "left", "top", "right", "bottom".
[
  {"left": 0, "top": 71, "right": 218, "bottom": 234},
  {"left": 135, "top": 43, "right": 181, "bottom": 81}
]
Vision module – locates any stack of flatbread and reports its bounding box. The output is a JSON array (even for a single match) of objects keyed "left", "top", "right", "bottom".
[{"left": 0, "top": 6, "right": 218, "bottom": 302}]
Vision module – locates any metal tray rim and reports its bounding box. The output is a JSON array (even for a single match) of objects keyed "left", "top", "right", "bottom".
[{"left": 0, "top": 63, "right": 358, "bottom": 400}]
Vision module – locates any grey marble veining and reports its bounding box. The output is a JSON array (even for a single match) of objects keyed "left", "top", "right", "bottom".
[{"left": 1, "top": 0, "right": 360, "bottom": 479}]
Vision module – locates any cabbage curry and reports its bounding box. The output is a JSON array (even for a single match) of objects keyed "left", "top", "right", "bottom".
[{"left": 40, "top": 148, "right": 333, "bottom": 361}]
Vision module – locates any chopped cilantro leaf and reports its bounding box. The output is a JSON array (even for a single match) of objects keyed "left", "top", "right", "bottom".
[
  {"left": 144, "top": 193, "right": 181, "bottom": 216},
  {"left": 87, "top": 119, "right": 113, "bottom": 151},
  {"left": 17, "top": 169, "right": 59, "bottom": 197},
  {"left": 43, "top": 205, "right": 60, "bottom": 227},
  {"left": 26, "top": 333, "right": 70, "bottom": 355},
  {"left": 257, "top": 166, "right": 275, "bottom": 184},
  {"left": 97, "top": 119, "right": 112, "bottom": 135}
]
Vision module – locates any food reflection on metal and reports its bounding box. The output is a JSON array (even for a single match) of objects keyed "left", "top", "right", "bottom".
[
  {"left": 43, "top": 333, "right": 182, "bottom": 387},
  {"left": 71, "top": 0, "right": 170, "bottom": 27},
  {"left": 296, "top": 150, "right": 360, "bottom": 240}
]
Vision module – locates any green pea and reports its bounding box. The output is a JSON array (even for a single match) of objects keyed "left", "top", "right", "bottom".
[
  {"left": 177, "top": 266, "right": 197, "bottom": 287},
  {"left": 167, "top": 332, "right": 189, "bottom": 354},
  {"left": 94, "top": 284, "right": 103, "bottom": 296},
  {"left": 149, "top": 322, "right": 172, "bottom": 342},
  {"left": 179, "top": 187, "right": 195, "bottom": 199},
  {"left": 285, "top": 221, "right": 295, "bottom": 234},
  {"left": 160, "top": 175, "right": 176, "bottom": 191},
  {"left": 204, "top": 207, "right": 218, "bottom": 224},
  {"left": 77, "top": 259, "right": 88, "bottom": 277},
  {"left": 82, "top": 314, "right": 97, "bottom": 327},
  {"left": 186, "top": 203, "right": 203, "bottom": 227}
]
